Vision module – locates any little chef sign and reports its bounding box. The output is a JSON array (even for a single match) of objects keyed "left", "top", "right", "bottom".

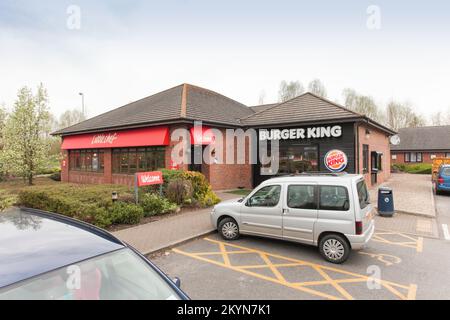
[
  {"left": 136, "top": 171, "right": 164, "bottom": 187},
  {"left": 324, "top": 149, "right": 348, "bottom": 172}
]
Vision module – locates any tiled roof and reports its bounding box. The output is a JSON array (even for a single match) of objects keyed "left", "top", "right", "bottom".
[
  {"left": 241, "top": 92, "right": 363, "bottom": 126},
  {"left": 391, "top": 126, "right": 450, "bottom": 151},
  {"left": 53, "top": 84, "right": 253, "bottom": 135},
  {"left": 53, "top": 85, "right": 394, "bottom": 136}
]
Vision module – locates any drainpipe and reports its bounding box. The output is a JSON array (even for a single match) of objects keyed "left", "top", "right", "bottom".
[{"left": 354, "top": 122, "right": 360, "bottom": 174}]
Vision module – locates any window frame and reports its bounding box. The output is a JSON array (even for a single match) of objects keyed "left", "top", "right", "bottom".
[
  {"left": 246, "top": 185, "right": 282, "bottom": 208},
  {"left": 362, "top": 144, "right": 369, "bottom": 173},
  {"left": 112, "top": 147, "right": 166, "bottom": 175},
  {"left": 404, "top": 152, "right": 422, "bottom": 163},
  {"left": 68, "top": 149, "right": 104, "bottom": 173},
  {"left": 286, "top": 184, "right": 318, "bottom": 210},
  {"left": 318, "top": 185, "right": 350, "bottom": 212}
]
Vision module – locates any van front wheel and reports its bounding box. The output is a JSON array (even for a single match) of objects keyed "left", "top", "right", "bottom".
[
  {"left": 319, "top": 234, "right": 350, "bottom": 264},
  {"left": 218, "top": 217, "right": 240, "bottom": 240}
]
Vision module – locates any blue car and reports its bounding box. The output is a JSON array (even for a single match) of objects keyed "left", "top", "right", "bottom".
[
  {"left": 436, "top": 165, "right": 450, "bottom": 195},
  {"left": 0, "top": 207, "right": 189, "bottom": 300}
]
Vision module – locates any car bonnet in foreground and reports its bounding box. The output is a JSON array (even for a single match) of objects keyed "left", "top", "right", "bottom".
[{"left": 0, "top": 208, "right": 124, "bottom": 288}]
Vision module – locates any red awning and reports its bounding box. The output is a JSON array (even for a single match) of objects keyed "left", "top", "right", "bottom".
[
  {"left": 190, "top": 126, "right": 215, "bottom": 145},
  {"left": 61, "top": 126, "right": 169, "bottom": 150}
]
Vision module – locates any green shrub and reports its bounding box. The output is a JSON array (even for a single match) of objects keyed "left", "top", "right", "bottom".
[
  {"left": 17, "top": 183, "right": 138, "bottom": 228},
  {"left": 160, "top": 169, "right": 221, "bottom": 207},
  {"left": 110, "top": 202, "right": 144, "bottom": 225},
  {"left": 392, "top": 163, "right": 431, "bottom": 174},
  {"left": 198, "top": 189, "right": 221, "bottom": 207},
  {"left": 166, "top": 178, "right": 193, "bottom": 205},
  {"left": 140, "top": 193, "right": 178, "bottom": 217}
]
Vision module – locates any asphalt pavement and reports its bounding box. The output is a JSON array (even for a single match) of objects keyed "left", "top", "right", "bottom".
[{"left": 151, "top": 227, "right": 450, "bottom": 300}]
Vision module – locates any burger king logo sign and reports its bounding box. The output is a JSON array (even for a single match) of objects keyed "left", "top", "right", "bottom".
[{"left": 324, "top": 149, "right": 348, "bottom": 172}]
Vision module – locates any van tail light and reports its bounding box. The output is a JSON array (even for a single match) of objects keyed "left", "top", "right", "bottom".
[
  {"left": 438, "top": 177, "right": 444, "bottom": 184},
  {"left": 355, "top": 221, "right": 363, "bottom": 235}
]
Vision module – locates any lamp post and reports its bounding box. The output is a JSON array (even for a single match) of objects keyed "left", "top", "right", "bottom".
[{"left": 79, "top": 92, "right": 85, "bottom": 117}]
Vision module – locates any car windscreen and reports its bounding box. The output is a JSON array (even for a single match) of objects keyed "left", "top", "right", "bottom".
[
  {"left": 0, "top": 248, "right": 180, "bottom": 300},
  {"left": 357, "top": 180, "right": 370, "bottom": 209},
  {"left": 441, "top": 167, "right": 450, "bottom": 176}
]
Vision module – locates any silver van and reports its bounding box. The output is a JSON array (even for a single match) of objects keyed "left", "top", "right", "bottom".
[{"left": 211, "top": 173, "right": 375, "bottom": 263}]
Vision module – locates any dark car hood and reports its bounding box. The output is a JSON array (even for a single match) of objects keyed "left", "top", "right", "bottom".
[{"left": 0, "top": 208, "right": 124, "bottom": 288}]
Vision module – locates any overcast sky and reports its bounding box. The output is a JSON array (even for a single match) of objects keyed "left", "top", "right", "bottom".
[{"left": 1, "top": 0, "right": 449, "bottom": 121}]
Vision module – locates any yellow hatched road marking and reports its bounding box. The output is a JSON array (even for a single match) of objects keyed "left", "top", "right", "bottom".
[
  {"left": 172, "top": 237, "right": 417, "bottom": 300},
  {"left": 372, "top": 231, "right": 424, "bottom": 253}
]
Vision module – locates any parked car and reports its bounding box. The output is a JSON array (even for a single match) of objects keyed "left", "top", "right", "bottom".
[
  {"left": 211, "top": 173, "right": 375, "bottom": 264},
  {"left": 0, "top": 207, "right": 189, "bottom": 300},
  {"left": 435, "top": 164, "right": 450, "bottom": 195}
]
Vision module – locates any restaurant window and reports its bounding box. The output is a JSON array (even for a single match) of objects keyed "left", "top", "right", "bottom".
[
  {"left": 112, "top": 147, "right": 165, "bottom": 174},
  {"left": 371, "top": 151, "right": 383, "bottom": 171},
  {"left": 277, "top": 143, "right": 319, "bottom": 175},
  {"left": 69, "top": 149, "right": 104, "bottom": 173},
  {"left": 404, "top": 152, "right": 422, "bottom": 163},
  {"left": 362, "top": 145, "right": 369, "bottom": 173}
]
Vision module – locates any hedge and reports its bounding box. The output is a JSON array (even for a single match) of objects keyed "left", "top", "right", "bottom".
[
  {"left": 392, "top": 163, "right": 432, "bottom": 174},
  {"left": 18, "top": 184, "right": 139, "bottom": 228}
]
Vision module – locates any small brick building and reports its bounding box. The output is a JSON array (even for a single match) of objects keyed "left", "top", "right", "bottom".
[
  {"left": 391, "top": 126, "right": 450, "bottom": 164},
  {"left": 53, "top": 84, "right": 395, "bottom": 189}
]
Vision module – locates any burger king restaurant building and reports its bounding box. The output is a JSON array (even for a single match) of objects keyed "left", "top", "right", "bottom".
[{"left": 53, "top": 84, "right": 395, "bottom": 190}]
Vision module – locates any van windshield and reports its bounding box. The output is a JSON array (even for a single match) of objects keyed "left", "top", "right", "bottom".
[{"left": 357, "top": 180, "right": 370, "bottom": 209}]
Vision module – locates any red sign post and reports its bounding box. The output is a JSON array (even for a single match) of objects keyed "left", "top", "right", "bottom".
[{"left": 134, "top": 171, "right": 164, "bottom": 204}]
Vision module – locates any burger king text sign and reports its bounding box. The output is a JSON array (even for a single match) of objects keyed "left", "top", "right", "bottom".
[{"left": 324, "top": 150, "right": 348, "bottom": 172}]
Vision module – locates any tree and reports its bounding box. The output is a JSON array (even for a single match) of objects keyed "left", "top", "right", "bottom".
[
  {"left": 430, "top": 112, "right": 442, "bottom": 126},
  {"left": 430, "top": 107, "right": 450, "bottom": 126},
  {"left": 308, "top": 79, "right": 327, "bottom": 98},
  {"left": 278, "top": 80, "right": 304, "bottom": 102},
  {"left": 0, "top": 105, "right": 8, "bottom": 180},
  {"left": 342, "top": 88, "right": 384, "bottom": 123},
  {"left": 0, "top": 104, "right": 6, "bottom": 149},
  {"left": 58, "top": 108, "right": 86, "bottom": 129},
  {"left": 386, "top": 101, "right": 425, "bottom": 130},
  {"left": 2, "top": 84, "right": 52, "bottom": 185}
]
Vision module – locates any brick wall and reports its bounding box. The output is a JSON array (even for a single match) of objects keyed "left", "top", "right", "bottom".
[
  {"left": 358, "top": 124, "right": 391, "bottom": 187},
  {"left": 392, "top": 151, "right": 449, "bottom": 164}
]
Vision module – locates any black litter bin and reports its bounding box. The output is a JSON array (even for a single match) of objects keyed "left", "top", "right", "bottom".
[{"left": 377, "top": 187, "right": 394, "bottom": 216}]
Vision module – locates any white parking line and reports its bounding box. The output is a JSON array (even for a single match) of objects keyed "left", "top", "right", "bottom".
[{"left": 442, "top": 224, "right": 450, "bottom": 241}]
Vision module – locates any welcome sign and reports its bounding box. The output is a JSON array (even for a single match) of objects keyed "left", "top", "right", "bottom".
[{"left": 136, "top": 171, "right": 164, "bottom": 187}]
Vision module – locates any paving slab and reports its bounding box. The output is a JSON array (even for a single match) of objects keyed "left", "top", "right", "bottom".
[
  {"left": 112, "top": 191, "right": 239, "bottom": 254},
  {"left": 369, "top": 173, "right": 435, "bottom": 217}
]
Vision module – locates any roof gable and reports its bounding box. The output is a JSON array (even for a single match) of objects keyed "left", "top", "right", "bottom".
[
  {"left": 241, "top": 92, "right": 362, "bottom": 126},
  {"left": 184, "top": 84, "right": 253, "bottom": 126}
]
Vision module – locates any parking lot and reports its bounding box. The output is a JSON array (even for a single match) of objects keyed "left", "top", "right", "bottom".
[{"left": 152, "top": 225, "right": 450, "bottom": 300}]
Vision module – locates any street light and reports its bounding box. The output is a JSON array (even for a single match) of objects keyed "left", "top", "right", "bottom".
[{"left": 79, "top": 92, "right": 85, "bottom": 117}]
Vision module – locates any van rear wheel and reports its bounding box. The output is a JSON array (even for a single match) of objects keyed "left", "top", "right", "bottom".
[
  {"left": 319, "top": 234, "right": 350, "bottom": 264},
  {"left": 218, "top": 217, "right": 240, "bottom": 240}
]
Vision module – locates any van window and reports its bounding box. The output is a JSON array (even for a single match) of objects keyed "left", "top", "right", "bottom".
[
  {"left": 357, "top": 180, "right": 370, "bottom": 209},
  {"left": 319, "top": 186, "right": 349, "bottom": 211},
  {"left": 287, "top": 185, "right": 317, "bottom": 209},
  {"left": 247, "top": 185, "right": 281, "bottom": 207}
]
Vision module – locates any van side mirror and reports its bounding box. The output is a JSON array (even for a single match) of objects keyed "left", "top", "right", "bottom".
[{"left": 173, "top": 277, "right": 181, "bottom": 288}]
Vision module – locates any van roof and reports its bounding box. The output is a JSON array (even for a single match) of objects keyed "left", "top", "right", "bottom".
[{"left": 260, "top": 173, "right": 364, "bottom": 184}]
